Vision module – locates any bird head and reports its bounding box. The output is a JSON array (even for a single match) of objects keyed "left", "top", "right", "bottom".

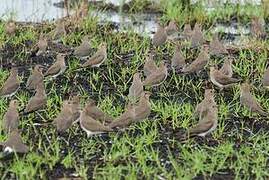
[{"left": 240, "top": 82, "right": 251, "bottom": 92}]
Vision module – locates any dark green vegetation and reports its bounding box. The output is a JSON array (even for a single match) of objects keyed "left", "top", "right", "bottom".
[{"left": 1, "top": 0, "right": 269, "bottom": 179}]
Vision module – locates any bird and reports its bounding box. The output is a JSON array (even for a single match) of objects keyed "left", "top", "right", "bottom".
[
  {"left": 69, "top": 95, "right": 81, "bottom": 123},
  {"left": 210, "top": 66, "right": 241, "bottom": 89},
  {"left": 73, "top": 35, "right": 91, "bottom": 58},
  {"left": 143, "top": 53, "right": 158, "bottom": 77},
  {"left": 132, "top": 91, "right": 151, "bottom": 122},
  {"left": 182, "top": 47, "right": 209, "bottom": 74},
  {"left": 1, "top": 130, "right": 29, "bottom": 154},
  {"left": 36, "top": 34, "right": 48, "bottom": 56},
  {"left": 250, "top": 16, "right": 265, "bottom": 38},
  {"left": 171, "top": 44, "right": 186, "bottom": 69},
  {"left": 53, "top": 100, "right": 75, "bottom": 133},
  {"left": 209, "top": 33, "right": 228, "bottom": 56},
  {"left": 44, "top": 54, "right": 66, "bottom": 78},
  {"left": 190, "top": 23, "right": 204, "bottom": 48},
  {"left": 128, "top": 73, "right": 144, "bottom": 104},
  {"left": 81, "top": 43, "right": 107, "bottom": 68},
  {"left": 143, "top": 61, "right": 168, "bottom": 87},
  {"left": 51, "top": 21, "right": 66, "bottom": 41},
  {"left": 194, "top": 89, "right": 216, "bottom": 120},
  {"left": 5, "top": 20, "right": 16, "bottom": 35},
  {"left": 26, "top": 65, "right": 44, "bottom": 90},
  {"left": 84, "top": 99, "right": 114, "bottom": 123},
  {"left": 152, "top": 23, "right": 167, "bottom": 46},
  {"left": 24, "top": 82, "right": 47, "bottom": 114},
  {"left": 165, "top": 20, "right": 178, "bottom": 36},
  {"left": 240, "top": 82, "right": 268, "bottom": 116},
  {"left": 262, "top": 66, "right": 269, "bottom": 88},
  {"left": 108, "top": 103, "right": 136, "bottom": 129},
  {"left": 79, "top": 107, "right": 113, "bottom": 137},
  {"left": 182, "top": 23, "right": 192, "bottom": 40},
  {"left": 219, "top": 58, "right": 233, "bottom": 78},
  {"left": 3, "top": 100, "right": 19, "bottom": 134},
  {"left": 0, "top": 67, "right": 20, "bottom": 98},
  {"left": 188, "top": 104, "right": 218, "bottom": 137}
]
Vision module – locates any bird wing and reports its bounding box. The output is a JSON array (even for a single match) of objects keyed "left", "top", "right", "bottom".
[
  {"left": 144, "top": 60, "right": 158, "bottom": 77},
  {"left": 143, "top": 72, "right": 166, "bottom": 86},
  {"left": 108, "top": 110, "right": 134, "bottom": 128},
  {"left": 82, "top": 116, "right": 112, "bottom": 132},
  {"left": 0, "top": 77, "right": 19, "bottom": 96},
  {"left": 25, "top": 96, "right": 46, "bottom": 113},
  {"left": 45, "top": 62, "right": 61, "bottom": 76},
  {"left": 82, "top": 53, "right": 104, "bottom": 67},
  {"left": 189, "top": 120, "right": 214, "bottom": 136},
  {"left": 214, "top": 71, "right": 240, "bottom": 85}
]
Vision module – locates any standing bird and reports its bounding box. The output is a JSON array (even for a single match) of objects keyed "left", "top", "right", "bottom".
[
  {"left": 24, "top": 83, "right": 47, "bottom": 114},
  {"left": 152, "top": 23, "right": 167, "bottom": 47},
  {"left": 51, "top": 21, "right": 66, "bottom": 41},
  {"left": 69, "top": 95, "right": 81, "bottom": 122},
  {"left": 143, "top": 53, "right": 158, "bottom": 77},
  {"left": 219, "top": 58, "right": 233, "bottom": 78},
  {"left": 1, "top": 130, "right": 29, "bottom": 154},
  {"left": 262, "top": 66, "right": 269, "bottom": 88},
  {"left": 5, "top": 20, "right": 16, "bottom": 35},
  {"left": 182, "top": 47, "right": 209, "bottom": 74},
  {"left": 81, "top": 43, "right": 107, "bottom": 68},
  {"left": 53, "top": 100, "right": 75, "bottom": 133},
  {"left": 143, "top": 62, "right": 168, "bottom": 87},
  {"left": 79, "top": 107, "right": 113, "bottom": 137},
  {"left": 0, "top": 67, "right": 20, "bottom": 98},
  {"left": 3, "top": 100, "right": 19, "bottom": 133},
  {"left": 240, "top": 82, "right": 268, "bottom": 116},
  {"left": 84, "top": 99, "right": 114, "bottom": 123},
  {"left": 210, "top": 66, "right": 241, "bottom": 89},
  {"left": 44, "top": 54, "right": 66, "bottom": 78},
  {"left": 188, "top": 104, "right": 218, "bottom": 137},
  {"left": 194, "top": 89, "right": 216, "bottom": 120},
  {"left": 132, "top": 91, "right": 151, "bottom": 122},
  {"left": 165, "top": 20, "right": 178, "bottom": 36},
  {"left": 182, "top": 23, "right": 192, "bottom": 40},
  {"left": 209, "top": 33, "right": 228, "bottom": 56},
  {"left": 128, "top": 73, "right": 144, "bottom": 104},
  {"left": 250, "top": 16, "right": 265, "bottom": 38},
  {"left": 190, "top": 23, "right": 204, "bottom": 48},
  {"left": 36, "top": 34, "right": 48, "bottom": 56},
  {"left": 26, "top": 65, "right": 44, "bottom": 90},
  {"left": 73, "top": 35, "right": 91, "bottom": 58},
  {"left": 171, "top": 44, "right": 186, "bottom": 69}
]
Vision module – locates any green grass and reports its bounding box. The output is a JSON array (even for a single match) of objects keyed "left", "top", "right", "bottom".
[{"left": 0, "top": 1, "right": 269, "bottom": 179}]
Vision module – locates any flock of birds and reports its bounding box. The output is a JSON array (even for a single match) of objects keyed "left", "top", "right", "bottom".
[{"left": 0, "top": 14, "right": 268, "bottom": 154}]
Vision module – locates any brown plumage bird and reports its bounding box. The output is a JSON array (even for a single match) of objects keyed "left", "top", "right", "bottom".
[
  {"left": 262, "top": 66, "right": 269, "bottom": 88},
  {"left": 5, "top": 20, "right": 16, "bottom": 35},
  {"left": 84, "top": 99, "right": 114, "bottom": 123},
  {"left": 3, "top": 100, "right": 19, "bottom": 133},
  {"left": 188, "top": 104, "right": 218, "bottom": 137},
  {"left": 133, "top": 91, "right": 151, "bottom": 122},
  {"left": 190, "top": 23, "right": 204, "bottom": 48},
  {"left": 143, "top": 53, "right": 158, "bottom": 77},
  {"left": 1, "top": 130, "right": 29, "bottom": 153},
  {"left": 250, "top": 16, "right": 265, "bottom": 38},
  {"left": 44, "top": 54, "right": 66, "bottom": 78},
  {"left": 108, "top": 103, "right": 136, "bottom": 129},
  {"left": 69, "top": 95, "right": 81, "bottom": 122},
  {"left": 165, "top": 20, "right": 178, "bottom": 36},
  {"left": 128, "top": 73, "right": 144, "bottom": 104},
  {"left": 81, "top": 43, "right": 107, "bottom": 68},
  {"left": 143, "top": 62, "right": 168, "bottom": 87},
  {"left": 171, "top": 44, "right": 186, "bottom": 69},
  {"left": 182, "top": 47, "right": 209, "bottom": 74},
  {"left": 52, "top": 21, "right": 66, "bottom": 40},
  {"left": 195, "top": 89, "right": 216, "bottom": 120},
  {"left": 0, "top": 67, "right": 20, "bottom": 98},
  {"left": 210, "top": 66, "right": 241, "bottom": 89},
  {"left": 36, "top": 34, "right": 48, "bottom": 56},
  {"left": 240, "top": 82, "right": 268, "bottom": 116},
  {"left": 219, "top": 58, "right": 233, "bottom": 78},
  {"left": 209, "top": 34, "right": 228, "bottom": 56},
  {"left": 152, "top": 24, "right": 167, "bottom": 46},
  {"left": 26, "top": 65, "right": 44, "bottom": 90},
  {"left": 53, "top": 100, "right": 75, "bottom": 133},
  {"left": 182, "top": 23, "right": 192, "bottom": 40},
  {"left": 80, "top": 108, "right": 113, "bottom": 137},
  {"left": 24, "top": 83, "right": 47, "bottom": 114},
  {"left": 74, "top": 35, "right": 91, "bottom": 58}
]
